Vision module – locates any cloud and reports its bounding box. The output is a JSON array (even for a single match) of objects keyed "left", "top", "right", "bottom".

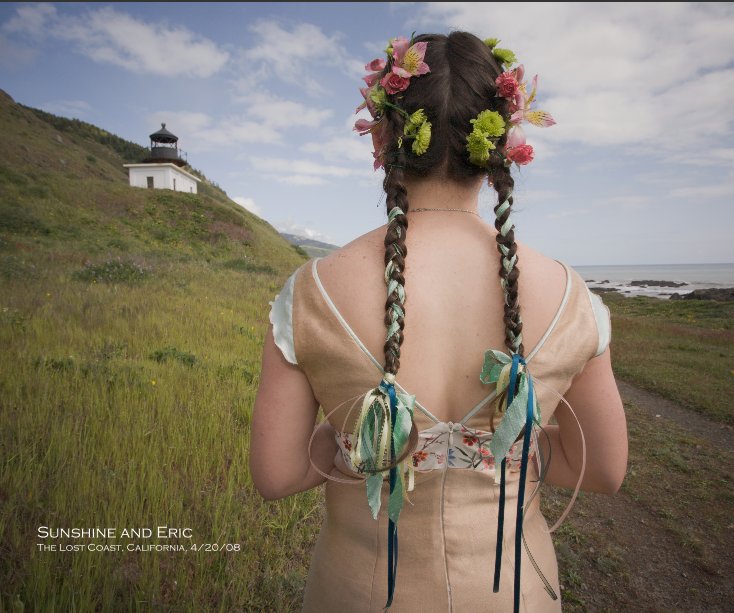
[
  {"left": 420, "top": 3, "right": 734, "bottom": 152},
  {"left": 236, "top": 91, "right": 332, "bottom": 129},
  {"left": 276, "top": 218, "right": 335, "bottom": 244},
  {"left": 232, "top": 196, "right": 261, "bottom": 215},
  {"left": 669, "top": 182, "right": 734, "bottom": 200},
  {"left": 150, "top": 91, "right": 333, "bottom": 151},
  {"left": 249, "top": 156, "right": 362, "bottom": 186},
  {"left": 40, "top": 99, "right": 91, "bottom": 118},
  {"left": 149, "top": 110, "right": 281, "bottom": 150},
  {"left": 2, "top": 4, "right": 229, "bottom": 77},
  {"left": 3, "top": 3, "right": 56, "bottom": 38},
  {"left": 0, "top": 34, "right": 38, "bottom": 68},
  {"left": 236, "top": 19, "right": 363, "bottom": 95},
  {"left": 301, "top": 135, "right": 374, "bottom": 165}
]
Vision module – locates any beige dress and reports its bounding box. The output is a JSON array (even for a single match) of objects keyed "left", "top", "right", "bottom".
[{"left": 268, "top": 257, "right": 611, "bottom": 613}]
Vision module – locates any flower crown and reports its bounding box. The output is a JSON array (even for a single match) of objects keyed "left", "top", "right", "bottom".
[
  {"left": 354, "top": 35, "right": 556, "bottom": 171},
  {"left": 354, "top": 35, "right": 432, "bottom": 170}
]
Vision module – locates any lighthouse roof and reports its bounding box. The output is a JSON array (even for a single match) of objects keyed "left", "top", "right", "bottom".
[{"left": 150, "top": 123, "right": 178, "bottom": 144}]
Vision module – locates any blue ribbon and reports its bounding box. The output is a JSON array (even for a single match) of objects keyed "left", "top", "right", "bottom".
[
  {"left": 491, "top": 354, "right": 536, "bottom": 613},
  {"left": 383, "top": 380, "right": 399, "bottom": 609}
]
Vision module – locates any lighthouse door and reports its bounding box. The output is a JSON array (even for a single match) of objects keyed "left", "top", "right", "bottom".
[{"left": 147, "top": 176, "right": 154, "bottom": 189}]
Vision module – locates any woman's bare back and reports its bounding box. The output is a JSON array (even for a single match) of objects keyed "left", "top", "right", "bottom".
[{"left": 316, "top": 213, "right": 568, "bottom": 424}]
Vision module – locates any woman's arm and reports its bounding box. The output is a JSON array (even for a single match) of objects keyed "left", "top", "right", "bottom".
[
  {"left": 249, "top": 324, "right": 339, "bottom": 501},
  {"left": 537, "top": 346, "right": 628, "bottom": 494}
]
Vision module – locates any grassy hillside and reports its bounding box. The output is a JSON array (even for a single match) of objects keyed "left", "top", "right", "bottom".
[{"left": 0, "top": 90, "right": 315, "bottom": 610}]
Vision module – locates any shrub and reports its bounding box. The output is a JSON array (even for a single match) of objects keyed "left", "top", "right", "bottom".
[
  {"left": 222, "top": 258, "right": 275, "bottom": 275},
  {"left": 148, "top": 346, "right": 196, "bottom": 367},
  {"left": 73, "top": 257, "right": 152, "bottom": 284}
]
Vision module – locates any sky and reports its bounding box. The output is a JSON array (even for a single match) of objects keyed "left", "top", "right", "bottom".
[{"left": 0, "top": 2, "right": 733, "bottom": 266}]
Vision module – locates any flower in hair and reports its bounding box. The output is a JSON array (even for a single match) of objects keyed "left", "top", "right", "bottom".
[
  {"left": 403, "top": 109, "right": 432, "bottom": 155},
  {"left": 470, "top": 110, "right": 506, "bottom": 138},
  {"left": 354, "top": 35, "right": 433, "bottom": 170},
  {"left": 465, "top": 37, "right": 557, "bottom": 168},
  {"left": 389, "top": 37, "right": 430, "bottom": 78},
  {"left": 381, "top": 72, "right": 411, "bottom": 95},
  {"left": 466, "top": 110, "right": 505, "bottom": 165},
  {"left": 483, "top": 38, "right": 517, "bottom": 69},
  {"left": 363, "top": 58, "right": 386, "bottom": 87}
]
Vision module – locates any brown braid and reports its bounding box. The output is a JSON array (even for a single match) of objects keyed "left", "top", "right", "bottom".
[
  {"left": 381, "top": 108, "right": 409, "bottom": 375},
  {"left": 491, "top": 167, "right": 524, "bottom": 355}
]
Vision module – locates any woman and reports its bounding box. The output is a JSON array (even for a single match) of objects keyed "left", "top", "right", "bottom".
[{"left": 250, "top": 31, "right": 628, "bottom": 612}]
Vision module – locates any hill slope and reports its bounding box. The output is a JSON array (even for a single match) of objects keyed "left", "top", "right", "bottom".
[{"left": 0, "top": 89, "right": 305, "bottom": 276}]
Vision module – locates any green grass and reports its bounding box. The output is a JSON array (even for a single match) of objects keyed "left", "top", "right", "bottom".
[
  {"left": 600, "top": 292, "right": 734, "bottom": 424},
  {"left": 0, "top": 260, "right": 323, "bottom": 611},
  {"left": 0, "top": 89, "right": 314, "bottom": 610}
]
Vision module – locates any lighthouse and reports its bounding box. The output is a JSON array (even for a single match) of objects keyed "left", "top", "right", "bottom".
[{"left": 124, "top": 123, "right": 201, "bottom": 194}]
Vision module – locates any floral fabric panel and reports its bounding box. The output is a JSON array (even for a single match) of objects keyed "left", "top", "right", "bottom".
[{"left": 336, "top": 421, "right": 536, "bottom": 476}]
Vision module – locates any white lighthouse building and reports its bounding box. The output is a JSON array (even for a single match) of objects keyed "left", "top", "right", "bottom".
[{"left": 124, "top": 123, "right": 200, "bottom": 194}]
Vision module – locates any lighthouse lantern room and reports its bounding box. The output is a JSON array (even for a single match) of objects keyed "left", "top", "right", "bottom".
[{"left": 124, "top": 123, "right": 200, "bottom": 194}]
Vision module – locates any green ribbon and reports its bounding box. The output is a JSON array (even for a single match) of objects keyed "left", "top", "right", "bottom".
[
  {"left": 480, "top": 349, "right": 540, "bottom": 465},
  {"left": 351, "top": 375, "right": 415, "bottom": 521}
]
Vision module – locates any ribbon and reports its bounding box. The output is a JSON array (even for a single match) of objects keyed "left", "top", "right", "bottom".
[
  {"left": 481, "top": 350, "right": 539, "bottom": 613},
  {"left": 350, "top": 373, "right": 415, "bottom": 609}
]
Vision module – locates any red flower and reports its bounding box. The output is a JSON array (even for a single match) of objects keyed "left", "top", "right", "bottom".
[
  {"left": 495, "top": 72, "right": 519, "bottom": 98},
  {"left": 506, "top": 144, "right": 534, "bottom": 165},
  {"left": 463, "top": 435, "right": 479, "bottom": 447},
  {"left": 412, "top": 450, "right": 428, "bottom": 467},
  {"left": 380, "top": 72, "right": 411, "bottom": 94},
  {"left": 342, "top": 437, "right": 352, "bottom": 451}
]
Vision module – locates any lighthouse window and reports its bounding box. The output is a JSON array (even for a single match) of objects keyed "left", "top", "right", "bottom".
[{"left": 146, "top": 176, "right": 154, "bottom": 189}]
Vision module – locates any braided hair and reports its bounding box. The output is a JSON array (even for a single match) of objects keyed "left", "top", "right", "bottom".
[{"left": 375, "top": 31, "right": 522, "bottom": 374}]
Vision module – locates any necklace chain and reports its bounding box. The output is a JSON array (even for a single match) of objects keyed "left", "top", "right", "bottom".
[{"left": 409, "top": 207, "right": 480, "bottom": 217}]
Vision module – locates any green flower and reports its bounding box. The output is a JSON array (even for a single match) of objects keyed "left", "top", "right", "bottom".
[
  {"left": 492, "top": 47, "right": 517, "bottom": 68},
  {"left": 412, "top": 120, "right": 432, "bottom": 155},
  {"left": 402, "top": 108, "right": 431, "bottom": 155},
  {"left": 370, "top": 86, "right": 387, "bottom": 114},
  {"left": 483, "top": 37, "right": 500, "bottom": 50},
  {"left": 466, "top": 127, "right": 495, "bottom": 165},
  {"left": 470, "top": 110, "right": 505, "bottom": 138},
  {"left": 404, "top": 109, "right": 427, "bottom": 136}
]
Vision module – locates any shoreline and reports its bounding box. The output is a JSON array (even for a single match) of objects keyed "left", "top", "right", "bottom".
[{"left": 575, "top": 262, "right": 734, "bottom": 300}]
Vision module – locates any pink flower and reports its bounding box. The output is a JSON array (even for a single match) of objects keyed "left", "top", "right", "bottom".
[
  {"left": 506, "top": 144, "right": 534, "bottom": 165},
  {"left": 371, "top": 119, "right": 390, "bottom": 170},
  {"left": 365, "top": 58, "right": 386, "bottom": 72},
  {"left": 356, "top": 87, "right": 377, "bottom": 117},
  {"left": 363, "top": 72, "right": 381, "bottom": 87},
  {"left": 506, "top": 125, "right": 526, "bottom": 149},
  {"left": 380, "top": 72, "right": 410, "bottom": 94},
  {"left": 391, "top": 40, "right": 430, "bottom": 78},
  {"left": 495, "top": 72, "right": 519, "bottom": 98},
  {"left": 363, "top": 58, "right": 386, "bottom": 88},
  {"left": 479, "top": 447, "right": 490, "bottom": 457},
  {"left": 353, "top": 117, "right": 378, "bottom": 135}
]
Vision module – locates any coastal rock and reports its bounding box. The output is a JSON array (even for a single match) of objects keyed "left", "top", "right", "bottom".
[
  {"left": 669, "top": 288, "right": 734, "bottom": 301},
  {"left": 630, "top": 280, "right": 687, "bottom": 288},
  {"left": 590, "top": 287, "right": 620, "bottom": 294}
]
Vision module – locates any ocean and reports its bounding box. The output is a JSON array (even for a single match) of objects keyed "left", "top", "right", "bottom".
[{"left": 573, "top": 263, "right": 734, "bottom": 299}]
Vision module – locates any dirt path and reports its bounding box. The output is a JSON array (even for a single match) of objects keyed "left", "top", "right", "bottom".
[
  {"left": 542, "top": 379, "right": 734, "bottom": 613},
  {"left": 616, "top": 380, "right": 734, "bottom": 452}
]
